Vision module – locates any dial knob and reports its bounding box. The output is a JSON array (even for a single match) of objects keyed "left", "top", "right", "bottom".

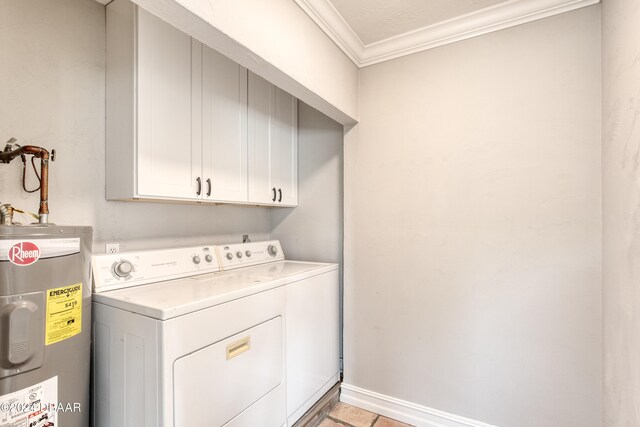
[
  {"left": 236, "top": 251, "right": 243, "bottom": 259},
  {"left": 114, "top": 260, "right": 133, "bottom": 278},
  {"left": 192, "top": 255, "right": 201, "bottom": 265},
  {"left": 268, "top": 245, "right": 278, "bottom": 256},
  {"left": 226, "top": 253, "right": 233, "bottom": 260},
  {"left": 205, "top": 254, "right": 213, "bottom": 263},
  {"left": 245, "top": 250, "right": 252, "bottom": 257}
]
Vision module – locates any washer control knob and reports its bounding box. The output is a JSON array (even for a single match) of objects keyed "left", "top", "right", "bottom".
[
  {"left": 226, "top": 253, "right": 233, "bottom": 260},
  {"left": 114, "top": 260, "right": 133, "bottom": 278},
  {"left": 192, "top": 255, "right": 201, "bottom": 265},
  {"left": 205, "top": 254, "right": 213, "bottom": 263},
  {"left": 268, "top": 245, "right": 278, "bottom": 257},
  {"left": 245, "top": 250, "right": 252, "bottom": 258},
  {"left": 236, "top": 251, "right": 243, "bottom": 259}
]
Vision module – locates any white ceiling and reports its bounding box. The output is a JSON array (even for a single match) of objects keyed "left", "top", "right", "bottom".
[
  {"left": 295, "top": 0, "right": 600, "bottom": 67},
  {"left": 329, "top": 0, "right": 508, "bottom": 45}
]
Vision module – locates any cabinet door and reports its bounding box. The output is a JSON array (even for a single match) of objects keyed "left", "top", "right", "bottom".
[
  {"left": 201, "top": 44, "right": 248, "bottom": 202},
  {"left": 136, "top": 9, "right": 202, "bottom": 199},
  {"left": 272, "top": 87, "right": 298, "bottom": 206},
  {"left": 248, "top": 72, "right": 276, "bottom": 204}
]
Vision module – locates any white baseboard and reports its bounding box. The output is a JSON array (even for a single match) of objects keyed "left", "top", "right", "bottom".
[{"left": 340, "top": 383, "right": 498, "bottom": 427}]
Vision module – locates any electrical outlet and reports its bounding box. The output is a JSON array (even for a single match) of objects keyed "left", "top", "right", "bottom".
[{"left": 105, "top": 243, "right": 119, "bottom": 254}]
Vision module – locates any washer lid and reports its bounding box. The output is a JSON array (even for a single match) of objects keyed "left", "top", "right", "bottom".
[{"left": 92, "top": 261, "right": 337, "bottom": 320}]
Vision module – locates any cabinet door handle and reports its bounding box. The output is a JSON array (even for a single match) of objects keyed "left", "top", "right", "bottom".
[
  {"left": 206, "top": 178, "right": 212, "bottom": 197},
  {"left": 278, "top": 188, "right": 282, "bottom": 203},
  {"left": 272, "top": 187, "right": 277, "bottom": 202},
  {"left": 196, "top": 177, "right": 202, "bottom": 196}
]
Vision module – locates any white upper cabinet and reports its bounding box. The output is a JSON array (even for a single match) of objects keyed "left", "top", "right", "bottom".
[
  {"left": 201, "top": 44, "right": 248, "bottom": 203},
  {"left": 106, "top": 0, "right": 296, "bottom": 207},
  {"left": 136, "top": 8, "right": 200, "bottom": 199},
  {"left": 107, "top": 1, "right": 203, "bottom": 201},
  {"left": 248, "top": 72, "right": 275, "bottom": 205},
  {"left": 273, "top": 86, "right": 298, "bottom": 206},
  {"left": 248, "top": 72, "right": 298, "bottom": 206}
]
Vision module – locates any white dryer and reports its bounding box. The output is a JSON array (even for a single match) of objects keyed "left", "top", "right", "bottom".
[
  {"left": 91, "top": 241, "right": 339, "bottom": 427},
  {"left": 216, "top": 242, "right": 341, "bottom": 425}
]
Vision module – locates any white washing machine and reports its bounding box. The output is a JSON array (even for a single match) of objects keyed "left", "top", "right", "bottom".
[{"left": 91, "top": 241, "right": 339, "bottom": 427}]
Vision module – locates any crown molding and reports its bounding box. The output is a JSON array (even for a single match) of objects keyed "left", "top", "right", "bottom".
[
  {"left": 295, "top": 0, "right": 600, "bottom": 68},
  {"left": 293, "top": 0, "right": 365, "bottom": 64}
]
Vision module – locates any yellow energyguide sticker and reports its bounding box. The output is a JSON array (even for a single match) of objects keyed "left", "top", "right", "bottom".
[{"left": 45, "top": 283, "right": 82, "bottom": 345}]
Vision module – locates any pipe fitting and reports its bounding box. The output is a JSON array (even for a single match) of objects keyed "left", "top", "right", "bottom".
[
  {"left": 0, "top": 141, "right": 50, "bottom": 224},
  {"left": 0, "top": 204, "right": 12, "bottom": 225}
]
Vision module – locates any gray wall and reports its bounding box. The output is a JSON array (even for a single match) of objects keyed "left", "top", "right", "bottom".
[
  {"left": 0, "top": 0, "right": 270, "bottom": 252},
  {"left": 343, "top": 6, "right": 602, "bottom": 426},
  {"left": 602, "top": 0, "right": 640, "bottom": 425},
  {"left": 270, "top": 102, "right": 343, "bottom": 266}
]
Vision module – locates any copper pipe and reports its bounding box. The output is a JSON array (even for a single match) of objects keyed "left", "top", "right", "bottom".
[{"left": 0, "top": 145, "right": 50, "bottom": 223}]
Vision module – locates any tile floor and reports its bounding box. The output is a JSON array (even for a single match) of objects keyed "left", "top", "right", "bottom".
[{"left": 316, "top": 402, "right": 414, "bottom": 427}]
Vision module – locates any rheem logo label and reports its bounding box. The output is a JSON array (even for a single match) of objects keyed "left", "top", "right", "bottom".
[{"left": 8, "top": 242, "right": 41, "bottom": 266}]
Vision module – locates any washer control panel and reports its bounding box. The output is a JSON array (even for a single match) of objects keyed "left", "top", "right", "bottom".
[
  {"left": 92, "top": 246, "right": 219, "bottom": 293},
  {"left": 215, "top": 240, "right": 284, "bottom": 270}
]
